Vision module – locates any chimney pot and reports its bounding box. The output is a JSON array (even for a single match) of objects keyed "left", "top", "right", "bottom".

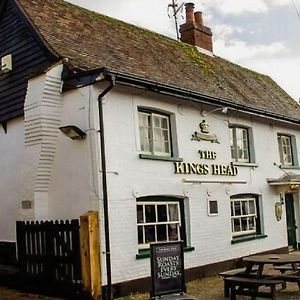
[
  {"left": 194, "top": 11, "right": 203, "bottom": 26},
  {"left": 185, "top": 3, "right": 195, "bottom": 23}
]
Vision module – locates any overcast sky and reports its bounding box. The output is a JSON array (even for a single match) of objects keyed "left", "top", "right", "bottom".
[{"left": 66, "top": 0, "right": 300, "bottom": 101}]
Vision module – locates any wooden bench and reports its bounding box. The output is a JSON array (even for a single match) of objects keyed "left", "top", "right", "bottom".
[
  {"left": 219, "top": 267, "right": 258, "bottom": 297},
  {"left": 224, "top": 276, "right": 283, "bottom": 300},
  {"left": 273, "top": 271, "right": 300, "bottom": 290},
  {"left": 274, "top": 264, "right": 299, "bottom": 274}
]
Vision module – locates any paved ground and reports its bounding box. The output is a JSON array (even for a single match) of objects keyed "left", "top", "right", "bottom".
[
  {"left": 2, "top": 261, "right": 300, "bottom": 299},
  {"left": 1, "top": 275, "right": 300, "bottom": 300},
  {"left": 0, "top": 287, "right": 65, "bottom": 300}
]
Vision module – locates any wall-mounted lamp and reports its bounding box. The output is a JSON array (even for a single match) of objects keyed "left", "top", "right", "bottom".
[
  {"left": 59, "top": 125, "right": 86, "bottom": 140},
  {"left": 201, "top": 107, "right": 228, "bottom": 117}
]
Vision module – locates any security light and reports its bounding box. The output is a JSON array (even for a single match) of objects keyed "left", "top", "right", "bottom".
[{"left": 59, "top": 125, "right": 86, "bottom": 140}]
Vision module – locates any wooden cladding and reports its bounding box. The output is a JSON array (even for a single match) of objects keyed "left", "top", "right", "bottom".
[{"left": 0, "top": 0, "right": 56, "bottom": 123}]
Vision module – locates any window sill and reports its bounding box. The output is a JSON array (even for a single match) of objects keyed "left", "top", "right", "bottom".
[
  {"left": 279, "top": 165, "right": 300, "bottom": 170},
  {"left": 231, "top": 234, "right": 267, "bottom": 244},
  {"left": 139, "top": 154, "right": 183, "bottom": 162},
  {"left": 136, "top": 246, "right": 195, "bottom": 259},
  {"left": 231, "top": 162, "right": 258, "bottom": 168}
]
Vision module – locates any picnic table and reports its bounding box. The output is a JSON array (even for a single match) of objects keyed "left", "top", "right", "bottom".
[{"left": 221, "top": 253, "right": 300, "bottom": 299}]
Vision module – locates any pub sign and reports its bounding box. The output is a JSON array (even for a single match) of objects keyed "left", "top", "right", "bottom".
[{"left": 150, "top": 241, "right": 185, "bottom": 298}]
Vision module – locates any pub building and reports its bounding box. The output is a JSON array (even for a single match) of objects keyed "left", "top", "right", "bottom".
[{"left": 1, "top": 0, "right": 300, "bottom": 296}]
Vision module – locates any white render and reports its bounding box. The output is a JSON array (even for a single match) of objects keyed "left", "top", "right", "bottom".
[{"left": 0, "top": 64, "right": 299, "bottom": 285}]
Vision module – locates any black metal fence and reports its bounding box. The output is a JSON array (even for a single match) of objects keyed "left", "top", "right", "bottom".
[{"left": 16, "top": 219, "right": 82, "bottom": 295}]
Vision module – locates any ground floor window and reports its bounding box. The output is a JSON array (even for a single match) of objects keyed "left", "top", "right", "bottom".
[
  {"left": 136, "top": 196, "right": 185, "bottom": 250},
  {"left": 230, "top": 195, "right": 261, "bottom": 237}
]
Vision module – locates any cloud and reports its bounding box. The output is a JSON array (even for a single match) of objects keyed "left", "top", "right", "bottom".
[
  {"left": 201, "top": 0, "right": 293, "bottom": 15},
  {"left": 214, "top": 38, "right": 289, "bottom": 61},
  {"left": 212, "top": 24, "right": 244, "bottom": 40}
]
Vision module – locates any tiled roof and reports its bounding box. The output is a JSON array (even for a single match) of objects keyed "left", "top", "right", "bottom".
[{"left": 17, "top": 0, "right": 300, "bottom": 120}]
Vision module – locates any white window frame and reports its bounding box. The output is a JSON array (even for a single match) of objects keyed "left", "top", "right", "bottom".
[
  {"left": 231, "top": 198, "right": 257, "bottom": 237},
  {"left": 278, "top": 134, "right": 293, "bottom": 166},
  {"left": 138, "top": 110, "right": 172, "bottom": 157},
  {"left": 136, "top": 201, "right": 181, "bottom": 250},
  {"left": 230, "top": 127, "right": 250, "bottom": 163}
]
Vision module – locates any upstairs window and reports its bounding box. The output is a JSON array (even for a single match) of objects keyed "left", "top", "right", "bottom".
[
  {"left": 230, "top": 126, "right": 250, "bottom": 163},
  {"left": 277, "top": 134, "right": 297, "bottom": 167},
  {"left": 138, "top": 110, "right": 171, "bottom": 157}
]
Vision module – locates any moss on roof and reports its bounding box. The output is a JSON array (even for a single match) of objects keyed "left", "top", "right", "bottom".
[{"left": 17, "top": 0, "right": 300, "bottom": 120}]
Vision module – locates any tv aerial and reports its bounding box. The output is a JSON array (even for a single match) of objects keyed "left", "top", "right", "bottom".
[{"left": 168, "top": 0, "right": 185, "bottom": 40}]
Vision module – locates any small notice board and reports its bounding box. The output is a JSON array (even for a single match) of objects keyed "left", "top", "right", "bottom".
[{"left": 150, "top": 241, "right": 185, "bottom": 298}]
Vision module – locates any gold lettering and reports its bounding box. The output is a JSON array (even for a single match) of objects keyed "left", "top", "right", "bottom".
[
  {"left": 233, "top": 166, "right": 238, "bottom": 176},
  {"left": 203, "top": 164, "right": 210, "bottom": 175},
  {"left": 190, "top": 163, "right": 198, "bottom": 174},
  {"left": 198, "top": 150, "right": 217, "bottom": 160},
  {"left": 174, "top": 162, "right": 185, "bottom": 174},
  {"left": 227, "top": 166, "right": 233, "bottom": 176},
  {"left": 221, "top": 165, "right": 227, "bottom": 175},
  {"left": 212, "top": 164, "right": 221, "bottom": 175}
]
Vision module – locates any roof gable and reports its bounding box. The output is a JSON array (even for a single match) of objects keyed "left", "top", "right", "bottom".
[{"left": 15, "top": 0, "right": 300, "bottom": 122}]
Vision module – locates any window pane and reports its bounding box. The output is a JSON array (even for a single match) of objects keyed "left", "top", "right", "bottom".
[
  {"left": 233, "top": 218, "right": 240, "bottom": 232},
  {"left": 139, "top": 112, "right": 151, "bottom": 153},
  {"left": 153, "top": 115, "right": 161, "bottom": 128},
  {"left": 241, "top": 201, "right": 248, "bottom": 215},
  {"left": 230, "top": 202, "right": 234, "bottom": 216},
  {"left": 157, "top": 224, "right": 167, "bottom": 241},
  {"left": 137, "top": 205, "right": 144, "bottom": 223},
  {"left": 249, "top": 217, "right": 255, "bottom": 231},
  {"left": 241, "top": 217, "right": 248, "bottom": 231},
  {"left": 234, "top": 202, "right": 241, "bottom": 216},
  {"left": 161, "top": 118, "right": 168, "bottom": 129},
  {"left": 138, "top": 226, "right": 144, "bottom": 244},
  {"left": 249, "top": 201, "right": 255, "bottom": 214},
  {"left": 168, "top": 224, "right": 178, "bottom": 241},
  {"left": 168, "top": 204, "right": 179, "bottom": 221},
  {"left": 157, "top": 205, "right": 167, "bottom": 222},
  {"left": 145, "top": 225, "right": 155, "bottom": 243},
  {"left": 145, "top": 205, "right": 156, "bottom": 223}
]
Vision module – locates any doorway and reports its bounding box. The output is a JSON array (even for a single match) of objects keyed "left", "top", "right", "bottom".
[{"left": 285, "top": 193, "right": 297, "bottom": 251}]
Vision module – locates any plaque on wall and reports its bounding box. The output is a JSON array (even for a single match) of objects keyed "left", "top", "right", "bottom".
[{"left": 150, "top": 241, "right": 185, "bottom": 298}]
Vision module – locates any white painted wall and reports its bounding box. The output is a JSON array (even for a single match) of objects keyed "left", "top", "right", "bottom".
[
  {"left": 0, "top": 117, "right": 24, "bottom": 241},
  {"left": 1, "top": 75, "right": 299, "bottom": 286},
  {"left": 90, "top": 84, "right": 299, "bottom": 284}
]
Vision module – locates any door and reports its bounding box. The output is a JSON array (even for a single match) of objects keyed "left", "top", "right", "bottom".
[{"left": 285, "top": 193, "right": 297, "bottom": 251}]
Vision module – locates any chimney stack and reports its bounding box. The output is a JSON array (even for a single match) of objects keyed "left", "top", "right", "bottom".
[
  {"left": 180, "top": 3, "right": 213, "bottom": 54},
  {"left": 185, "top": 3, "right": 195, "bottom": 23}
]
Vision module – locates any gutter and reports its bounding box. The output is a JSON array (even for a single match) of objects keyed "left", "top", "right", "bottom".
[
  {"left": 63, "top": 67, "right": 300, "bottom": 126},
  {"left": 97, "top": 75, "right": 116, "bottom": 300},
  {"left": 103, "top": 68, "right": 300, "bottom": 126}
]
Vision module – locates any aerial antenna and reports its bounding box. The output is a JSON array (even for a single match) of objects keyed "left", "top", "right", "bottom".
[
  {"left": 168, "top": 0, "right": 185, "bottom": 40},
  {"left": 291, "top": 0, "right": 300, "bottom": 19}
]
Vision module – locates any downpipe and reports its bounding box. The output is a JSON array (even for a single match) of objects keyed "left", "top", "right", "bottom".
[{"left": 97, "top": 75, "right": 115, "bottom": 300}]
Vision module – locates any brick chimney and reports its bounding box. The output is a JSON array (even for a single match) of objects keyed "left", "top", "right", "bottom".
[{"left": 180, "top": 3, "right": 213, "bottom": 54}]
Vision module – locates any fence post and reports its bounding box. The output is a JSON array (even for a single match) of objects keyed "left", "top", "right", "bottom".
[{"left": 80, "top": 211, "right": 101, "bottom": 300}]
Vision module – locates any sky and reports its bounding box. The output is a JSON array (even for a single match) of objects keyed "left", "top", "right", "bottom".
[{"left": 66, "top": 0, "right": 300, "bottom": 101}]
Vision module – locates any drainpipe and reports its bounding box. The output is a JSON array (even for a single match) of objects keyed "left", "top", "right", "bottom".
[{"left": 97, "top": 75, "right": 115, "bottom": 300}]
